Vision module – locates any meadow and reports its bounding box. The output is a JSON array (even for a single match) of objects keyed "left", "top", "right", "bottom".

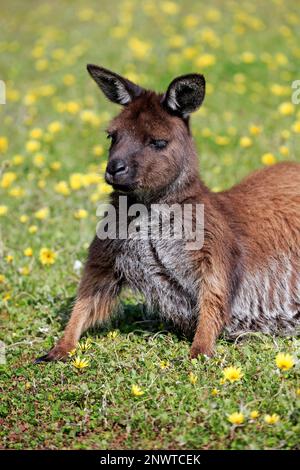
[{"left": 0, "top": 0, "right": 300, "bottom": 450}]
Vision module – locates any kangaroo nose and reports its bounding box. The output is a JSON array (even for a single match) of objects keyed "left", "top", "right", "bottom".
[{"left": 106, "top": 159, "right": 128, "bottom": 177}]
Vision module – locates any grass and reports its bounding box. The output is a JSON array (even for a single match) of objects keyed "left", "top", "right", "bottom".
[{"left": 0, "top": 0, "right": 300, "bottom": 450}]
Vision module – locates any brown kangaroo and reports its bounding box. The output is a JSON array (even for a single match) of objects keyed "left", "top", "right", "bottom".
[{"left": 36, "top": 65, "right": 300, "bottom": 362}]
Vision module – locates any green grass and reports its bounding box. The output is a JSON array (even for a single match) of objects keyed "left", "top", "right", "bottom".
[{"left": 0, "top": 0, "right": 300, "bottom": 450}]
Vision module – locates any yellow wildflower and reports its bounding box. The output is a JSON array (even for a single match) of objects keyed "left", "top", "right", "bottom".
[
  {"left": 278, "top": 102, "right": 294, "bottom": 116},
  {"left": 34, "top": 207, "right": 49, "bottom": 220},
  {"left": 239, "top": 136, "right": 252, "bottom": 148},
  {"left": 261, "top": 153, "right": 276, "bottom": 166},
  {"left": 1, "top": 172, "right": 17, "bottom": 188},
  {"left": 71, "top": 356, "right": 90, "bottom": 370},
  {"left": 30, "top": 128, "right": 43, "bottom": 139},
  {"left": 195, "top": 54, "right": 216, "bottom": 68},
  {"left": 0, "top": 205, "right": 8, "bottom": 216},
  {"left": 74, "top": 209, "right": 88, "bottom": 219},
  {"left": 0, "top": 136, "right": 8, "bottom": 153},
  {"left": 275, "top": 352, "right": 295, "bottom": 371},
  {"left": 211, "top": 388, "right": 219, "bottom": 396},
  {"left": 228, "top": 412, "right": 245, "bottom": 425},
  {"left": 28, "top": 225, "right": 38, "bottom": 234},
  {"left": 250, "top": 410, "right": 260, "bottom": 419},
  {"left": 292, "top": 121, "right": 300, "bottom": 133},
  {"left": 93, "top": 145, "right": 104, "bottom": 157},
  {"left": 264, "top": 414, "right": 280, "bottom": 425},
  {"left": 159, "top": 360, "right": 170, "bottom": 370},
  {"left": 48, "top": 121, "right": 62, "bottom": 134},
  {"left": 54, "top": 181, "right": 70, "bottom": 196},
  {"left": 39, "top": 248, "right": 56, "bottom": 265},
  {"left": 24, "top": 247, "right": 33, "bottom": 257},
  {"left": 26, "top": 140, "right": 41, "bottom": 153},
  {"left": 223, "top": 366, "right": 244, "bottom": 383},
  {"left": 131, "top": 385, "right": 144, "bottom": 396}
]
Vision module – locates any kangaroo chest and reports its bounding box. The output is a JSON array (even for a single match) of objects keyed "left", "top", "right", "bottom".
[{"left": 114, "top": 236, "right": 199, "bottom": 335}]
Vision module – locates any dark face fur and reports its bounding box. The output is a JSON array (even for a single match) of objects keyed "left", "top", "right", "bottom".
[{"left": 87, "top": 65, "right": 206, "bottom": 195}]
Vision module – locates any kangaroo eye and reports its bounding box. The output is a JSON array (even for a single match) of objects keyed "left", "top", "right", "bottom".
[
  {"left": 150, "top": 139, "right": 168, "bottom": 150},
  {"left": 107, "top": 132, "right": 117, "bottom": 144}
]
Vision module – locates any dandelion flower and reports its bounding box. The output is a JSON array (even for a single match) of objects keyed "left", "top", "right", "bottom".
[
  {"left": 211, "top": 388, "right": 219, "bottom": 396},
  {"left": 39, "top": 248, "right": 56, "bottom": 266},
  {"left": 261, "top": 153, "right": 276, "bottom": 166},
  {"left": 250, "top": 410, "right": 260, "bottom": 419},
  {"left": 159, "top": 360, "right": 170, "bottom": 370},
  {"left": 228, "top": 412, "right": 245, "bottom": 425},
  {"left": 0, "top": 205, "right": 8, "bottom": 216},
  {"left": 20, "top": 215, "right": 28, "bottom": 223},
  {"left": 264, "top": 414, "right": 280, "bottom": 425},
  {"left": 275, "top": 352, "right": 295, "bottom": 371},
  {"left": 28, "top": 225, "right": 38, "bottom": 234},
  {"left": 0, "top": 136, "right": 8, "bottom": 153},
  {"left": 71, "top": 356, "right": 90, "bottom": 370},
  {"left": 34, "top": 207, "right": 49, "bottom": 220},
  {"left": 278, "top": 102, "right": 294, "bottom": 116},
  {"left": 1, "top": 172, "right": 17, "bottom": 188},
  {"left": 48, "top": 121, "right": 62, "bottom": 134},
  {"left": 223, "top": 366, "right": 244, "bottom": 383},
  {"left": 131, "top": 385, "right": 144, "bottom": 396},
  {"left": 74, "top": 209, "right": 88, "bottom": 219},
  {"left": 239, "top": 136, "right": 253, "bottom": 148},
  {"left": 24, "top": 247, "right": 33, "bottom": 257}
]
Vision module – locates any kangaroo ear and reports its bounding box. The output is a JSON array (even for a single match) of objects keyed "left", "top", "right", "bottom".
[
  {"left": 87, "top": 64, "right": 144, "bottom": 105},
  {"left": 163, "top": 74, "right": 205, "bottom": 117}
]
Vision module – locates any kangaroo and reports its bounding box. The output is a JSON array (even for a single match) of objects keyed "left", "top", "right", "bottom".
[{"left": 36, "top": 65, "right": 300, "bottom": 362}]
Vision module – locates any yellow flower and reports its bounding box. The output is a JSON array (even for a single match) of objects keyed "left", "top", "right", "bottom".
[
  {"left": 195, "top": 53, "right": 216, "bottom": 68},
  {"left": 161, "top": 1, "right": 179, "bottom": 15},
  {"left": 12, "top": 154, "right": 24, "bottom": 166},
  {"left": 33, "top": 153, "right": 45, "bottom": 167},
  {"left": 128, "top": 37, "right": 151, "bottom": 59},
  {"left": 71, "top": 356, "right": 90, "bottom": 370},
  {"left": 48, "top": 121, "right": 62, "bottom": 134},
  {"left": 28, "top": 225, "right": 38, "bottom": 234},
  {"left": 0, "top": 136, "right": 8, "bottom": 153},
  {"left": 20, "top": 215, "right": 28, "bottom": 223},
  {"left": 30, "top": 128, "right": 43, "bottom": 139},
  {"left": 228, "top": 412, "right": 245, "bottom": 425},
  {"left": 26, "top": 140, "right": 41, "bottom": 153},
  {"left": 35, "top": 59, "right": 48, "bottom": 71},
  {"left": 34, "top": 207, "right": 49, "bottom": 220},
  {"left": 50, "top": 161, "right": 62, "bottom": 171},
  {"left": 39, "top": 248, "right": 56, "bottom": 265},
  {"left": 1, "top": 172, "right": 17, "bottom": 188},
  {"left": 5, "top": 255, "right": 13, "bottom": 263},
  {"left": 215, "top": 135, "right": 230, "bottom": 146},
  {"left": 0, "top": 205, "right": 8, "bottom": 216},
  {"left": 250, "top": 410, "right": 260, "bottom": 419},
  {"left": 66, "top": 101, "right": 80, "bottom": 114},
  {"left": 9, "top": 186, "right": 25, "bottom": 198},
  {"left": 24, "top": 247, "right": 33, "bottom": 257},
  {"left": 292, "top": 121, "right": 300, "bottom": 133},
  {"left": 249, "top": 124, "right": 262, "bottom": 136},
  {"left": 93, "top": 145, "right": 104, "bottom": 157},
  {"left": 69, "top": 173, "right": 83, "bottom": 190},
  {"left": 241, "top": 51, "right": 255, "bottom": 63},
  {"left": 275, "top": 352, "right": 295, "bottom": 371},
  {"left": 107, "top": 330, "right": 119, "bottom": 339},
  {"left": 54, "top": 181, "right": 70, "bottom": 196},
  {"left": 278, "top": 102, "right": 294, "bottom": 116},
  {"left": 264, "top": 414, "right": 280, "bottom": 425},
  {"left": 68, "top": 349, "right": 77, "bottom": 357},
  {"left": 20, "top": 266, "right": 30, "bottom": 276},
  {"left": 189, "top": 372, "right": 198, "bottom": 384},
  {"left": 211, "top": 388, "right": 219, "bottom": 396},
  {"left": 74, "top": 209, "right": 88, "bottom": 219},
  {"left": 63, "top": 74, "right": 75, "bottom": 86},
  {"left": 296, "top": 388, "right": 300, "bottom": 396},
  {"left": 261, "top": 152, "right": 276, "bottom": 166},
  {"left": 223, "top": 366, "right": 244, "bottom": 383},
  {"left": 239, "top": 136, "right": 252, "bottom": 148},
  {"left": 131, "top": 385, "right": 144, "bottom": 396},
  {"left": 159, "top": 360, "right": 170, "bottom": 370},
  {"left": 78, "top": 338, "right": 92, "bottom": 353},
  {"left": 0, "top": 274, "right": 5, "bottom": 283},
  {"left": 279, "top": 145, "right": 289, "bottom": 156},
  {"left": 80, "top": 110, "right": 101, "bottom": 126}
]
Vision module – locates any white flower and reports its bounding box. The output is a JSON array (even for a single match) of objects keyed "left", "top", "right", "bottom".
[{"left": 73, "top": 260, "right": 83, "bottom": 275}]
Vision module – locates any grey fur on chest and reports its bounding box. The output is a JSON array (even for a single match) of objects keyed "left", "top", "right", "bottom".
[{"left": 114, "top": 235, "right": 199, "bottom": 336}]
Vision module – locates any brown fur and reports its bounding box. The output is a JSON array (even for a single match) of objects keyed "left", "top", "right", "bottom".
[{"left": 36, "top": 68, "right": 300, "bottom": 363}]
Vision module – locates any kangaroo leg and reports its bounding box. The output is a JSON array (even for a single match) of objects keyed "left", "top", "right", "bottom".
[
  {"left": 35, "top": 252, "right": 121, "bottom": 362},
  {"left": 190, "top": 261, "right": 231, "bottom": 358}
]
